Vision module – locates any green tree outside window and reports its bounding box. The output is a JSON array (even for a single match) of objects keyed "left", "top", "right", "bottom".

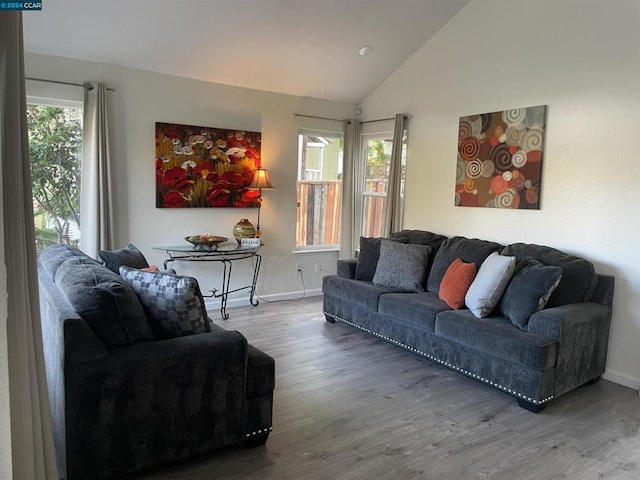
[{"left": 27, "top": 105, "right": 82, "bottom": 252}]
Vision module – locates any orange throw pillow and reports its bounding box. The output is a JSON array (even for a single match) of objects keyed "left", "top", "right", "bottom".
[{"left": 439, "top": 258, "right": 477, "bottom": 309}]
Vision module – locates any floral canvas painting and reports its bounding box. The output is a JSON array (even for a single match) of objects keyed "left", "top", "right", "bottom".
[
  {"left": 455, "top": 105, "right": 547, "bottom": 209},
  {"left": 155, "top": 122, "right": 261, "bottom": 208}
]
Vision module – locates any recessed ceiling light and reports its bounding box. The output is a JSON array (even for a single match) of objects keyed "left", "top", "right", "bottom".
[{"left": 358, "top": 45, "right": 373, "bottom": 56}]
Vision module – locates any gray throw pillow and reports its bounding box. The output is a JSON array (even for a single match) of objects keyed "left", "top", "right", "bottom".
[
  {"left": 120, "top": 266, "right": 211, "bottom": 339},
  {"left": 98, "top": 243, "right": 149, "bottom": 274},
  {"left": 500, "top": 258, "right": 563, "bottom": 331},
  {"left": 372, "top": 239, "right": 432, "bottom": 292},
  {"left": 465, "top": 252, "right": 516, "bottom": 318},
  {"left": 355, "top": 236, "right": 407, "bottom": 282}
]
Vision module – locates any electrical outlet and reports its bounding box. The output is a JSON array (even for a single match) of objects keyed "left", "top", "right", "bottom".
[
  {"left": 295, "top": 263, "right": 303, "bottom": 273},
  {"left": 314, "top": 263, "right": 322, "bottom": 273}
]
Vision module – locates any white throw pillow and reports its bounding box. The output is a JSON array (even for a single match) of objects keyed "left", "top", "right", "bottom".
[{"left": 465, "top": 252, "right": 516, "bottom": 318}]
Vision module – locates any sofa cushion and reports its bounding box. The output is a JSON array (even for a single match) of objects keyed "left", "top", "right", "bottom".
[
  {"left": 501, "top": 243, "right": 597, "bottom": 307},
  {"left": 39, "top": 244, "right": 95, "bottom": 279},
  {"left": 427, "top": 236, "right": 503, "bottom": 294},
  {"left": 378, "top": 292, "right": 450, "bottom": 333},
  {"left": 500, "top": 258, "right": 563, "bottom": 331},
  {"left": 438, "top": 258, "right": 477, "bottom": 309},
  {"left": 372, "top": 239, "right": 432, "bottom": 292},
  {"left": 322, "top": 275, "right": 405, "bottom": 312},
  {"left": 98, "top": 243, "right": 150, "bottom": 274},
  {"left": 390, "top": 230, "right": 448, "bottom": 250},
  {"left": 55, "top": 258, "right": 154, "bottom": 348},
  {"left": 465, "top": 253, "right": 516, "bottom": 318},
  {"left": 120, "top": 266, "right": 211, "bottom": 339},
  {"left": 435, "top": 310, "right": 558, "bottom": 371}
]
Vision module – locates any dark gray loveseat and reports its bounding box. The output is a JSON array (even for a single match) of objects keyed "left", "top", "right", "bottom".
[
  {"left": 322, "top": 230, "right": 614, "bottom": 412},
  {"left": 38, "top": 244, "right": 275, "bottom": 479}
]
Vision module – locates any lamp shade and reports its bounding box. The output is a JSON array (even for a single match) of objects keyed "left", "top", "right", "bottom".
[{"left": 248, "top": 168, "right": 274, "bottom": 190}]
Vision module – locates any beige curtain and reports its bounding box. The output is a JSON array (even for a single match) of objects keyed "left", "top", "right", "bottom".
[
  {"left": 380, "top": 113, "right": 408, "bottom": 237},
  {"left": 339, "top": 119, "right": 361, "bottom": 258},
  {"left": 0, "top": 12, "right": 59, "bottom": 479},
  {"left": 80, "top": 82, "right": 114, "bottom": 258}
]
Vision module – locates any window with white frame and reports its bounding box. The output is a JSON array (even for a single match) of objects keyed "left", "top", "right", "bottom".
[
  {"left": 296, "top": 131, "right": 343, "bottom": 248},
  {"left": 27, "top": 95, "right": 83, "bottom": 253},
  {"left": 360, "top": 131, "right": 406, "bottom": 238}
]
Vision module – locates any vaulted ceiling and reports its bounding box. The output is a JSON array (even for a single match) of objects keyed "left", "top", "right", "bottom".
[{"left": 23, "top": 0, "right": 470, "bottom": 104}]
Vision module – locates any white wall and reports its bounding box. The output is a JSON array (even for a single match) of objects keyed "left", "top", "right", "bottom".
[
  {"left": 362, "top": 0, "right": 640, "bottom": 389},
  {"left": 25, "top": 53, "right": 353, "bottom": 312}
]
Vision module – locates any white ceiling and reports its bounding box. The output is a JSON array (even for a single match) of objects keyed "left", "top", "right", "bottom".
[{"left": 23, "top": 0, "right": 470, "bottom": 104}]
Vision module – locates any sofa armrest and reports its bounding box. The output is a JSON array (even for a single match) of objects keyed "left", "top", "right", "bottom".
[
  {"left": 337, "top": 259, "right": 357, "bottom": 279},
  {"left": 65, "top": 330, "right": 250, "bottom": 478},
  {"left": 527, "top": 302, "right": 612, "bottom": 396},
  {"left": 65, "top": 318, "right": 109, "bottom": 364}
]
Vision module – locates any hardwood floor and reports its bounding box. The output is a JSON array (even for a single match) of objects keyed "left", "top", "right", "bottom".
[{"left": 135, "top": 296, "right": 640, "bottom": 480}]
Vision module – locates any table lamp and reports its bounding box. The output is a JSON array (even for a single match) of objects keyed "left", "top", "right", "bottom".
[{"left": 248, "top": 168, "right": 274, "bottom": 237}]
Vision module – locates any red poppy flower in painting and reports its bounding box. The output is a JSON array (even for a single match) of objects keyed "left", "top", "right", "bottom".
[
  {"left": 244, "top": 146, "right": 260, "bottom": 160},
  {"left": 162, "top": 190, "right": 186, "bottom": 208},
  {"left": 162, "top": 166, "right": 194, "bottom": 193},
  {"left": 155, "top": 122, "right": 262, "bottom": 208},
  {"left": 217, "top": 171, "right": 246, "bottom": 189},
  {"left": 233, "top": 189, "right": 260, "bottom": 208},
  {"left": 155, "top": 158, "right": 164, "bottom": 181},
  {"left": 193, "top": 160, "right": 218, "bottom": 182},
  {"left": 206, "top": 188, "right": 231, "bottom": 207}
]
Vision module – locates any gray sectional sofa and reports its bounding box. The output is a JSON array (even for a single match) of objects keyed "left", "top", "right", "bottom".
[
  {"left": 38, "top": 244, "right": 275, "bottom": 479},
  {"left": 322, "top": 230, "right": 614, "bottom": 412}
]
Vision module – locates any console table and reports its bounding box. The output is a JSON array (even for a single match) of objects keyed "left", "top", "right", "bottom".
[{"left": 152, "top": 243, "right": 261, "bottom": 320}]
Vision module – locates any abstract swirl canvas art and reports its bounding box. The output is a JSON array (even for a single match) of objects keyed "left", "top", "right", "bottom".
[{"left": 456, "top": 105, "right": 547, "bottom": 209}]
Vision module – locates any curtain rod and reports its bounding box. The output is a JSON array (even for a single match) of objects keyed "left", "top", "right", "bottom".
[
  {"left": 361, "top": 115, "right": 412, "bottom": 124},
  {"left": 293, "top": 113, "right": 346, "bottom": 122},
  {"left": 25, "top": 77, "right": 115, "bottom": 92},
  {"left": 294, "top": 113, "right": 410, "bottom": 124}
]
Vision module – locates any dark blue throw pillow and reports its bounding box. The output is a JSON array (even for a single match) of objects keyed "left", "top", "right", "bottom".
[
  {"left": 55, "top": 258, "right": 154, "bottom": 348},
  {"left": 500, "top": 258, "right": 563, "bottom": 331},
  {"left": 97, "top": 243, "right": 149, "bottom": 274}
]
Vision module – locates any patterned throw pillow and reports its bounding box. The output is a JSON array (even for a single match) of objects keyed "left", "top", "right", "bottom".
[{"left": 119, "top": 266, "right": 211, "bottom": 338}]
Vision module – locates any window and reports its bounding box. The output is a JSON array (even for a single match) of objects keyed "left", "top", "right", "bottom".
[
  {"left": 296, "top": 131, "right": 343, "bottom": 249},
  {"left": 360, "top": 131, "right": 406, "bottom": 238},
  {"left": 27, "top": 102, "right": 83, "bottom": 253}
]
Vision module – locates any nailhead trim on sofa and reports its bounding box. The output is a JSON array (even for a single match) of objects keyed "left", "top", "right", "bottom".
[
  {"left": 324, "top": 311, "right": 554, "bottom": 406},
  {"left": 245, "top": 426, "right": 273, "bottom": 438}
]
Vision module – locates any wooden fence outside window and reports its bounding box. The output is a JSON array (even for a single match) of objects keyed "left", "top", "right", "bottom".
[{"left": 296, "top": 179, "right": 388, "bottom": 247}]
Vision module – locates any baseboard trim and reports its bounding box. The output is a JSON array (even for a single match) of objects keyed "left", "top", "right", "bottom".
[
  {"left": 602, "top": 368, "right": 640, "bottom": 393},
  {"left": 205, "top": 289, "right": 322, "bottom": 313}
]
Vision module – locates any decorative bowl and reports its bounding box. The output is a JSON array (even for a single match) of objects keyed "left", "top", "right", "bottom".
[{"left": 184, "top": 235, "right": 228, "bottom": 249}]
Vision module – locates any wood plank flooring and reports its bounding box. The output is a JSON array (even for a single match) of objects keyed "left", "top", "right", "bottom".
[{"left": 134, "top": 296, "right": 640, "bottom": 480}]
